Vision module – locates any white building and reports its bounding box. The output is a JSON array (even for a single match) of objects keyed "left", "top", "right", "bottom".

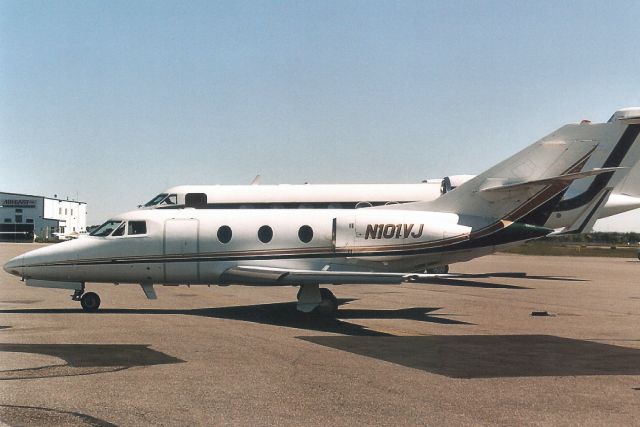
[{"left": 0, "top": 192, "right": 87, "bottom": 242}]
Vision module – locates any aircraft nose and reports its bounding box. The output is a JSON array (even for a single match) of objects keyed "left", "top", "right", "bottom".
[{"left": 3, "top": 255, "right": 23, "bottom": 277}]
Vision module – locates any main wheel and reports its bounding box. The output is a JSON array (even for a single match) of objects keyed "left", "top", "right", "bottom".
[
  {"left": 316, "top": 288, "right": 338, "bottom": 316},
  {"left": 80, "top": 292, "right": 101, "bottom": 312},
  {"left": 427, "top": 265, "right": 449, "bottom": 274}
]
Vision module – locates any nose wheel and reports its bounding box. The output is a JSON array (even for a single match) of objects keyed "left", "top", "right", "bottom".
[
  {"left": 71, "top": 285, "right": 101, "bottom": 312},
  {"left": 80, "top": 292, "right": 101, "bottom": 312}
]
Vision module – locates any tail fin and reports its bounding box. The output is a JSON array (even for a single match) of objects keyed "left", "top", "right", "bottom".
[
  {"left": 419, "top": 125, "right": 603, "bottom": 221},
  {"left": 554, "top": 110, "right": 640, "bottom": 214},
  {"left": 543, "top": 108, "right": 640, "bottom": 230},
  {"left": 386, "top": 121, "right": 629, "bottom": 229}
]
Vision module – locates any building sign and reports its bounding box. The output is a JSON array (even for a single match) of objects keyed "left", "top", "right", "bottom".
[{"left": 1, "top": 199, "right": 36, "bottom": 208}]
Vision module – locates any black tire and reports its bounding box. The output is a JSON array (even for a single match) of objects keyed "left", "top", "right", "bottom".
[
  {"left": 319, "top": 288, "right": 338, "bottom": 305},
  {"left": 427, "top": 265, "right": 449, "bottom": 274},
  {"left": 80, "top": 292, "right": 101, "bottom": 312},
  {"left": 316, "top": 288, "right": 338, "bottom": 316}
]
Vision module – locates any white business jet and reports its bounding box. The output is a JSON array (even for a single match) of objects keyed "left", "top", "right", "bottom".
[
  {"left": 142, "top": 109, "right": 640, "bottom": 235},
  {"left": 141, "top": 109, "right": 640, "bottom": 274},
  {"left": 3, "top": 109, "right": 637, "bottom": 314}
]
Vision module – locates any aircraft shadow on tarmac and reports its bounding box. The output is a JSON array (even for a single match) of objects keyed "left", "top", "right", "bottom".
[
  {"left": 0, "top": 343, "right": 184, "bottom": 381},
  {"left": 0, "top": 300, "right": 473, "bottom": 337},
  {"left": 447, "top": 272, "right": 588, "bottom": 283},
  {"left": 0, "top": 405, "right": 116, "bottom": 427},
  {"left": 405, "top": 273, "right": 587, "bottom": 290},
  {"left": 299, "top": 334, "right": 640, "bottom": 379},
  {"left": 414, "top": 277, "right": 531, "bottom": 289}
]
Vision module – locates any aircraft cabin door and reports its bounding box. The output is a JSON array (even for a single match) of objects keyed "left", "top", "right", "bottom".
[
  {"left": 332, "top": 214, "right": 356, "bottom": 254},
  {"left": 164, "top": 219, "right": 200, "bottom": 284}
]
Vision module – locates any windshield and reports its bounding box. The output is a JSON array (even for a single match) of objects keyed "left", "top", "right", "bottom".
[
  {"left": 144, "top": 194, "right": 168, "bottom": 207},
  {"left": 144, "top": 193, "right": 177, "bottom": 207},
  {"left": 90, "top": 220, "right": 124, "bottom": 237}
]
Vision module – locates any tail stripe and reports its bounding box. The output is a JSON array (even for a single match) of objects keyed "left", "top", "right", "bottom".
[{"left": 556, "top": 124, "right": 640, "bottom": 211}]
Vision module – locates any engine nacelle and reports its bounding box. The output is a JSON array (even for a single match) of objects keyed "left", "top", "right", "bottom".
[
  {"left": 440, "top": 175, "right": 476, "bottom": 195},
  {"left": 334, "top": 210, "right": 470, "bottom": 251}
]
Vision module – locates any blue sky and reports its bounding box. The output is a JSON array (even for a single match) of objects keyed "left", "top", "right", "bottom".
[{"left": 1, "top": 0, "right": 639, "bottom": 229}]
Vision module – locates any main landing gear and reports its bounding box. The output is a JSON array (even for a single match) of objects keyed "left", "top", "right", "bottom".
[
  {"left": 296, "top": 284, "right": 338, "bottom": 316},
  {"left": 72, "top": 284, "right": 101, "bottom": 312},
  {"left": 426, "top": 264, "right": 449, "bottom": 274}
]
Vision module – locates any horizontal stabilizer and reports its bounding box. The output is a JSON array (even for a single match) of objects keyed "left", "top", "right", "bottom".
[{"left": 480, "top": 167, "right": 624, "bottom": 193}]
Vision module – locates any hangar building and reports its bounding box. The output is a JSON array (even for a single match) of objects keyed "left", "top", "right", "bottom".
[{"left": 0, "top": 191, "right": 87, "bottom": 242}]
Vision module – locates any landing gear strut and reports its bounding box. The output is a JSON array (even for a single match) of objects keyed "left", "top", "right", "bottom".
[
  {"left": 296, "top": 284, "right": 338, "bottom": 316},
  {"left": 71, "top": 284, "right": 85, "bottom": 302},
  {"left": 71, "top": 284, "right": 101, "bottom": 312}
]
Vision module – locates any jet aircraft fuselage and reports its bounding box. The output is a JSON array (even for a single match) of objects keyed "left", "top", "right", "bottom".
[{"left": 4, "top": 107, "right": 640, "bottom": 314}]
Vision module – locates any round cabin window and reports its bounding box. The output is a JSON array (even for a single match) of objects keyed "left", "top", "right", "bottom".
[
  {"left": 217, "top": 225, "right": 232, "bottom": 243},
  {"left": 298, "top": 225, "right": 313, "bottom": 243},
  {"left": 258, "top": 225, "right": 273, "bottom": 243}
]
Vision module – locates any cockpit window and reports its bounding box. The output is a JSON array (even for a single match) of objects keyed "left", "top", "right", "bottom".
[
  {"left": 162, "top": 194, "right": 177, "bottom": 205},
  {"left": 144, "top": 193, "right": 177, "bottom": 207},
  {"left": 90, "top": 220, "right": 124, "bottom": 237},
  {"left": 128, "top": 221, "right": 147, "bottom": 235},
  {"left": 144, "top": 194, "right": 168, "bottom": 207},
  {"left": 112, "top": 222, "right": 126, "bottom": 237}
]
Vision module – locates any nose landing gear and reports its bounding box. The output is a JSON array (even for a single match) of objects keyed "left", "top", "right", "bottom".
[
  {"left": 80, "top": 292, "right": 101, "bottom": 312},
  {"left": 71, "top": 284, "right": 101, "bottom": 312}
]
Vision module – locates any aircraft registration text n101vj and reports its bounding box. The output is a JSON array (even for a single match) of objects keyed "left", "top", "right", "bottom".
[{"left": 364, "top": 224, "right": 424, "bottom": 239}]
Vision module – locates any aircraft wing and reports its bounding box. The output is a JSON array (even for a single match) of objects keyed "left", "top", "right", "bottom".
[{"left": 219, "top": 265, "right": 455, "bottom": 286}]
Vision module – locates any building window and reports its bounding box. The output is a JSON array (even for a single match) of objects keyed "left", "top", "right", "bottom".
[
  {"left": 71, "top": 209, "right": 73, "bottom": 216},
  {"left": 258, "top": 225, "right": 273, "bottom": 243},
  {"left": 15, "top": 215, "right": 22, "bottom": 223},
  {"left": 298, "top": 225, "right": 314, "bottom": 243},
  {"left": 65, "top": 208, "right": 68, "bottom": 215},
  {"left": 26, "top": 219, "right": 34, "bottom": 224},
  {"left": 3, "top": 219, "right": 10, "bottom": 223},
  {"left": 217, "top": 225, "right": 232, "bottom": 243},
  {"left": 15, "top": 209, "right": 22, "bottom": 213},
  {"left": 59, "top": 208, "right": 62, "bottom": 215}
]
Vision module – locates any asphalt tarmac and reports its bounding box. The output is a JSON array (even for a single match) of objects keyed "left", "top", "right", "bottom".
[{"left": 0, "top": 243, "right": 639, "bottom": 426}]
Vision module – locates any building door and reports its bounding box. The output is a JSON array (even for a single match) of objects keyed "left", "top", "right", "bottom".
[{"left": 164, "top": 219, "right": 200, "bottom": 283}]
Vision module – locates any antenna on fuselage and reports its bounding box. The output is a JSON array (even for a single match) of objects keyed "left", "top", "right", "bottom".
[{"left": 251, "top": 174, "right": 261, "bottom": 185}]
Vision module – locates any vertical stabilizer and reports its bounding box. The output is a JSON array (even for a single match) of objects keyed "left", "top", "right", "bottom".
[{"left": 397, "top": 125, "right": 601, "bottom": 222}]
